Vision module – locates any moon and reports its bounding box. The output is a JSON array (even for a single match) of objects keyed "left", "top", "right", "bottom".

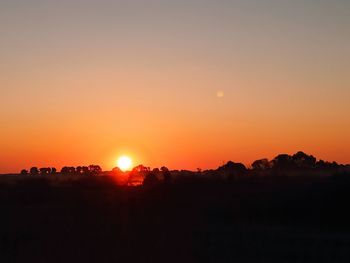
[{"left": 216, "top": 91, "right": 224, "bottom": 98}]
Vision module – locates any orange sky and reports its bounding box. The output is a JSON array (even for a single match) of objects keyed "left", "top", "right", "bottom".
[{"left": 1, "top": 1, "right": 349, "bottom": 173}]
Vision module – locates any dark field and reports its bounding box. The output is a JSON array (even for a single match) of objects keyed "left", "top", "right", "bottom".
[{"left": 1, "top": 175, "right": 350, "bottom": 262}]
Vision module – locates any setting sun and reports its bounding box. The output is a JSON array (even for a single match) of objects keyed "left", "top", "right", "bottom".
[{"left": 117, "top": 156, "right": 133, "bottom": 172}]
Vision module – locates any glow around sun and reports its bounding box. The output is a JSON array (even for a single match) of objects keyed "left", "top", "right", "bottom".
[{"left": 117, "top": 156, "right": 133, "bottom": 171}]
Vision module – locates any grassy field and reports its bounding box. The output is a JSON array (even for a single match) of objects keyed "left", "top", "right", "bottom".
[{"left": 1, "top": 174, "right": 350, "bottom": 262}]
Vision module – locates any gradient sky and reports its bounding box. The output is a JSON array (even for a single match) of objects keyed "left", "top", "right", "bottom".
[{"left": 1, "top": 0, "right": 349, "bottom": 173}]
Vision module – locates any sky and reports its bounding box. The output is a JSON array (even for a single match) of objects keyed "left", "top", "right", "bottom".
[{"left": 0, "top": 0, "right": 349, "bottom": 173}]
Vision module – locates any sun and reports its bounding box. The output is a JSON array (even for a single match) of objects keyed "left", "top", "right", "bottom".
[{"left": 117, "top": 156, "right": 133, "bottom": 172}]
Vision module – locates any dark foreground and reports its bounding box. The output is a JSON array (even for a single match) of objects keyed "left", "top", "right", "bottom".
[{"left": 1, "top": 175, "right": 350, "bottom": 263}]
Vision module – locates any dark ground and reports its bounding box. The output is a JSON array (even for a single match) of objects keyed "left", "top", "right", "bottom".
[{"left": 1, "top": 174, "right": 350, "bottom": 262}]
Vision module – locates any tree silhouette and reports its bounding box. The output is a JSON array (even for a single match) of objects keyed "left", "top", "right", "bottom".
[
  {"left": 30, "top": 167, "right": 39, "bottom": 176},
  {"left": 316, "top": 160, "right": 339, "bottom": 170},
  {"left": 60, "top": 167, "right": 69, "bottom": 174},
  {"left": 89, "top": 165, "right": 102, "bottom": 175},
  {"left": 252, "top": 159, "right": 271, "bottom": 170},
  {"left": 152, "top": 168, "right": 160, "bottom": 173},
  {"left": 132, "top": 165, "right": 150, "bottom": 173},
  {"left": 76, "top": 166, "right": 83, "bottom": 175},
  {"left": 143, "top": 172, "right": 159, "bottom": 186},
  {"left": 81, "top": 166, "right": 90, "bottom": 175},
  {"left": 112, "top": 167, "right": 122, "bottom": 174},
  {"left": 60, "top": 166, "right": 76, "bottom": 174},
  {"left": 161, "top": 166, "right": 172, "bottom": 184},
  {"left": 292, "top": 151, "right": 316, "bottom": 169},
  {"left": 20, "top": 169, "right": 28, "bottom": 175},
  {"left": 39, "top": 168, "right": 51, "bottom": 175},
  {"left": 217, "top": 161, "right": 247, "bottom": 176},
  {"left": 272, "top": 154, "right": 296, "bottom": 170}
]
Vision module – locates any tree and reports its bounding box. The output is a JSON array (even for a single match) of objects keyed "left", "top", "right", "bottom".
[
  {"left": 81, "top": 166, "right": 90, "bottom": 175},
  {"left": 217, "top": 161, "right": 247, "bottom": 176},
  {"left": 60, "top": 166, "right": 75, "bottom": 174},
  {"left": 152, "top": 168, "right": 160, "bottom": 173},
  {"left": 89, "top": 165, "right": 102, "bottom": 175},
  {"left": 112, "top": 167, "right": 122, "bottom": 173},
  {"left": 272, "top": 154, "right": 295, "bottom": 170},
  {"left": 252, "top": 159, "right": 271, "bottom": 170},
  {"left": 40, "top": 168, "right": 51, "bottom": 175},
  {"left": 20, "top": 169, "right": 28, "bottom": 175},
  {"left": 292, "top": 151, "right": 316, "bottom": 169},
  {"left": 316, "top": 160, "right": 339, "bottom": 170},
  {"left": 76, "top": 166, "right": 82, "bottom": 174},
  {"left": 132, "top": 165, "right": 150, "bottom": 173},
  {"left": 160, "top": 166, "right": 169, "bottom": 172},
  {"left": 143, "top": 172, "right": 159, "bottom": 187},
  {"left": 161, "top": 166, "right": 172, "bottom": 184},
  {"left": 127, "top": 165, "right": 151, "bottom": 186},
  {"left": 61, "top": 167, "right": 69, "bottom": 174},
  {"left": 30, "top": 167, "right": 39, "bottom": 176}
]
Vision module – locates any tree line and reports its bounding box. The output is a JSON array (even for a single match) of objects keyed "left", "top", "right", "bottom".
[
  {"left": 19, "top": 151, "right": 348, "bottom": 184},
  {"left": 20, "top": 165, "right": 102, "bottom": 176}
]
